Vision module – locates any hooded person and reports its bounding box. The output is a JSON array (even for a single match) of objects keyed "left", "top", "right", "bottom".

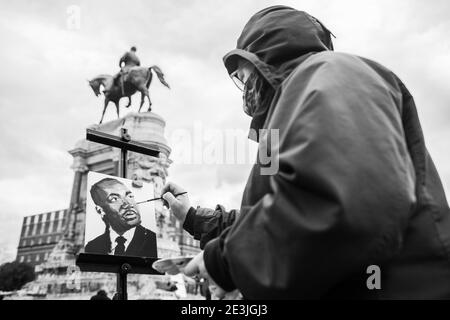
[{"left": 162, "top": 6, "right": 450, "bottom": 299}]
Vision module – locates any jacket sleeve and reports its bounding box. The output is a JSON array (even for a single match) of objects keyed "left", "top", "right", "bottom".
[
  {"left": 203, "top": 55, "right": 417, "bottom": 298},
  {"left": 183, "top": 205, "right": 239, "bottom": 249}
]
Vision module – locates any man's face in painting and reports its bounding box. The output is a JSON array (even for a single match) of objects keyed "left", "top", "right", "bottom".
[{"left": 94, "top": 180, "right": 141, "bottom": 234}]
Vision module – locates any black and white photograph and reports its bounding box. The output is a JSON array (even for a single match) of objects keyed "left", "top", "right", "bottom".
[
  {"left": 84, "top": 172, "right": 157, "bottom": 258},
  {"left": 0, "top": 0, "right": 449, "bottom": 306}
]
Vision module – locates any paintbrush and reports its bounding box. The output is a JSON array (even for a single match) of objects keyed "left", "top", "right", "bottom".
[{"left": 136, "top": 192, "right": 188, "bottom": 205}]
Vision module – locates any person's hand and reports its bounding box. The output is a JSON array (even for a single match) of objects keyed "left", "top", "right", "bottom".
[
  {"left": 183, "top": 251, "right": 226, "bottom": 299},
  {"left": 161, "top": 182, "right": 191, "bottom": 225}
]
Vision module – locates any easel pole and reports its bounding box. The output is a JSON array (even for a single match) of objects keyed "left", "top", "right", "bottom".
[
  {"left": 116, "top": 129, "right": 130, "bottom": 300},
  {"left": 120, "top": 149, "right": 128, "bottom": 178}
]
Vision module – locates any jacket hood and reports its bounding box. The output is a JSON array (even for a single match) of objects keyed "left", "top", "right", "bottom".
[
  {"left": 224, "top": 6, "right": 334, "bottom": 89},
  {"left": 223, "top": 6, "right": 334, "bottom": 141}
]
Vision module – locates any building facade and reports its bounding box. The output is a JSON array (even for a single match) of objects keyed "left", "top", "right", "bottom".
[{"left": 16, "top": 209, "right": 69, "bottom": 266}]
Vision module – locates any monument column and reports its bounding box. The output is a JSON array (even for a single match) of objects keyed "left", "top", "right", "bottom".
[{"left": 66, "top": 152, "right": 88, "bottom": 243}]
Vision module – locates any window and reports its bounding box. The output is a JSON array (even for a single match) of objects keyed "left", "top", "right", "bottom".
[
  {"left": 57, "top": 219, "right": 63, "bottom": 231},
  {"left": 19, "top": 256, "right": 24, "bottom": 263},
  {"left": 47, "top": 236, "right": 52, "bottom": 243},
  {"left": 26, "top": 256, "right": 31, "bottom": 263},
  {"left": 35, "top": 255, "right": 40, "bottom": 262},
  {"left": 27, "top": 225, "right": 33, "bottom": 236},
  {"left": 36, "top": 224, "right": 42, "bottom": 235},
  {"left": 38, "top": 238, "right": 43, "bottom": 245},
  {"left": 44, "top": 222, "right": 50, "bottom": 234},
  {"left": 30, "top": 240, "right": 34, "bottom": 246}
]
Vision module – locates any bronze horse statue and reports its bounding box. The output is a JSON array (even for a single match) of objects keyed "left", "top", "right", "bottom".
[{"left": 88, "top": 66, "right": 170, "bottom": 124}]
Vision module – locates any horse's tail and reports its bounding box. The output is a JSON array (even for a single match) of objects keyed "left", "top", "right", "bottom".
[{"left": 149, "top": 65, "right": 170, "bottom": 89}]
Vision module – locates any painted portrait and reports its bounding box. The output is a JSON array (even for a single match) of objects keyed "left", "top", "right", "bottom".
[{"left": 84, "top": 172, "right": 157, "bottom": 258}]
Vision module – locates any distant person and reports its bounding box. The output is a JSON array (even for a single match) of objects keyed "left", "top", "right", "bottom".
[
  {"left": 90, "top": 290, "right": 110, "bottom": 300},
  {"left": 85, "top": 178, "right": 157, "bottom": 257}
]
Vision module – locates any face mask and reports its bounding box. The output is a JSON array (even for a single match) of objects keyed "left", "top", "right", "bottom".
[{"left": 242, "top": 73, "right": 260, "bottom": 117}]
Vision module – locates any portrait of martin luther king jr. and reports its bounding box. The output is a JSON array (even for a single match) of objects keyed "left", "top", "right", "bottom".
[{"left": 84, "top": 177, "right": 157, "bottom": 257}]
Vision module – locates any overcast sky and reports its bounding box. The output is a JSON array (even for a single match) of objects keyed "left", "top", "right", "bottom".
[{"left": 0, "top": 0, "right": 449, "bottom": 264}]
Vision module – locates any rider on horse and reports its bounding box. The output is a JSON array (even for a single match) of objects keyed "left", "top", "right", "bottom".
[
  {"left": 116, "top": 46, "right": 141, "bottom": 95},
  {"left": 89, "top": 47, "right": 170, "bottom": 124}
]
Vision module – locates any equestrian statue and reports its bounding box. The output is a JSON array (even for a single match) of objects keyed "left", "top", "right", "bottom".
[{"left": 88, "top": 47, "right": 170, "bottom": 124}]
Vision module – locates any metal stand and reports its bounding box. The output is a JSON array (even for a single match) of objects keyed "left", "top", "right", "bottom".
[
  {"left": 117, "top": 263, "right": 131, "bottom": 300},
  {"left": 76, "top": 127, "right": 161, "bottom": 300},
  {"left": 76, "top": 253, "right": 162, "bottom": 300}
]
